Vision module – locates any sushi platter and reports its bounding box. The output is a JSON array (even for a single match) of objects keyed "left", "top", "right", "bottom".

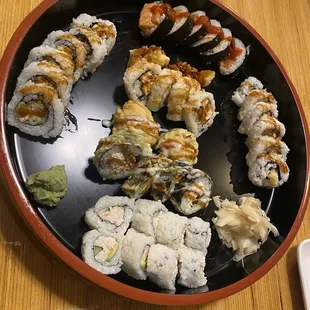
[{"left": 0, "top": 0, "right": 309, "bottom": 305}]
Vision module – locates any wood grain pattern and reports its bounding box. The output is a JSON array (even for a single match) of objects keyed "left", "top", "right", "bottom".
[{"left": 0, "top": 0, "right": 309, "bottom": 309}]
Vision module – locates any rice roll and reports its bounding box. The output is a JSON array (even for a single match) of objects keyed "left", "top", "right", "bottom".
[
  {"left": 139, "top": 2, "right": 175, "bottom": 39},
  {"left": 25, "top": 45, "right": 75, "bottom": 84},
  {"left": 130, "top": 199, "right": 168, "bottom": 237},
  {"left": 112, "top": 100, "right": 160, "bottom": 145},
  {"left": 7, "top": 81, "right": 64, "bottom": 138},
  {"left": 93, "top": 130, "right": 152, "bottom": 180},
  {"left": 166, "top": 76, "right": 201, "bottom": 121},
  {"left": 71, "top": 14, "right": 117, "bottom": 53},
  {"left": 146, "top": 244, "right": 178, "bottom": 291},
  {"left": 219, "top": 38, "right": 247, "bottom": 75},
  {"left": 155, "top": 128, "right": 199, "bottom": 165},
  {"left": 184, "top": 217, "right": 211, "bottom": 255},
  {"left": 153, "top": 211, "right": 188, "bottom": 249},
  {"left": 146, "top": 68, "right": 182, "bottom": 112},
  {"left": 121, "top": 228, "right": 155, "bottom": 280},
  {"left": 170, "top": 168, "right": 213, "bottom": 215},
  {"left": 17, "top": 61, "right": 72, "bottom": 107},
  {"left": 43, "top": 30, "right": 87, "bottom": 81},
  {"left": 81, "top": 229, "right": 122, "bottom": 274},
  {"left": 84, "top": 195, "right": 134, "bottom": 235},
  {"left": 183, "top": 90, "right": 217, "bottom": 137},
  {"left": 127, "top": 45, "right": 170, "bottom": 68},
  {"left": 231, "top": 76, "right": 264, "bottom": 107},
  {"left": 69, "top": 26, "right": 107, "bottom": 76},
  {"left": 123, "top": 59, "right": 162, "bottom": 105},
  {"left": 177, "top": 245, "right": 207, "bottom": 288}
]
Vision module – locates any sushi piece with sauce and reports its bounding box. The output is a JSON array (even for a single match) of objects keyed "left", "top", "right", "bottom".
[
  {"left": 121, "top": 228, "right": 155, "bottom": 280},
  {"left": 84, "top": 195, "right": 134, "bottom": 235},
  {"left": 93, "top": 130, "right": 152, "bottom": 180},
  {"left": 155, "top": 128, "right": 199, "bottom": 165},
  {"left": 7, "top": 81, "right": 64, "bottom": 138},
  {"left": 81, "top": 229, "right": 123, "bottom": 274},
  {"left": 112, "top": 100, "right": 160, "bottom": 146}
]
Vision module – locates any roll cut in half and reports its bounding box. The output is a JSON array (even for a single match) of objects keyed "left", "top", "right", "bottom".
[
  {"left": 121, "top": 228, "right": 155, "bottom": 280},
  {"left": 93, "top": 130, "right": 152, "bottom": 180},
  {"left": 7, "top": 81, "right": 64, "bottom": 138},
  {"left": 84, "top": 195, "right": 134, "bottom": 235},
  {"left": 81, "top": 229, "right": 122, "bottom": 275}
]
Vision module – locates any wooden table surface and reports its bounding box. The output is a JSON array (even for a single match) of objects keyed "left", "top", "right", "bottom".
[{"left": 0, "top": 0, "right": 309, "bottom": 309}]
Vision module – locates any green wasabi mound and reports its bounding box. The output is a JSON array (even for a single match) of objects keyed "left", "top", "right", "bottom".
[{"left": 26, "top": 165, "right": 68, "bottom": 207}]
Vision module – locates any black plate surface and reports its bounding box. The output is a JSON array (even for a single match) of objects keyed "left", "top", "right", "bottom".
[{"left": 4, "top": 0, "right": 307, "bottom": 294}]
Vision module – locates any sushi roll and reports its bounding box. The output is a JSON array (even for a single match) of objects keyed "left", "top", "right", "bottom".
[
  {"left": 155, "top": 128, "right": 199, "bottom": 165},
  {"left": 189, "top": 20, "right": 222, "bottom": 53},
  {"left": 163, "top": 6, "right": 194, "bottom": 46},
  {"left": 231, "top": 76, "right": 264, "bottom": 107},
  {"left": 146, "top": 244, "right": 178, "bottom": 291},
  {"left": 123, "top": 59, "right": 162, "bottom": 105},
  {"left": 219, "top": 38, "right": 247, "bottom": 75},
  {"left": 127, "top": 45, "right": 170, "bottom": 68},
  {"left": 71, "top": 14, "right": 117, "bottom": 53},
  {"left": 69, "top": 26, "right": 107, "bottom": 76},
  {"left": 84, "top": 195, "right": 134, "bottom": 235},
  {"left": 184, "top": 217, "right": 212, "bottom": 255},
  {"left": 146, "top": 68, "right": 182, "bottom": 112},
  {"left": 43, "top": 30, "right": 87, "bottom": 81},
  {"left": 139, "top": 2, "right": 175, "bottom": 40},
  {"left": 81, "top": 229, "right": 122, "bottom": 275},
  {"left": 130, "top": 199, "right": 168, "bottom": 237},
  {"left": 7, "top": 81, "right": 64, "bottom": 138},
  {"left": 177, "top": 245, "right": 207, "bottom": 288},
  {"left": 17, "top": 61, "right": 72, "bottom": 107},
  {"left": 93, "top": 130, "right": 152, "bottom": 180},
  {"left": 153, "top": 211, "right": 188, "bottom": 249},
  {"left": 121, "top": 228, "right": 155, "bottom": 280},
  {"left": 166, "top": 76, "right": 201, "bottom": 121},
  {"left": 183, "top": 90, "right": 218, "bottom": 137},
  {"left": 112, "top": 100, "right": 160, "bottom": 146},
  {"left": 202, "top": 28, "right": 232, "bottom": 63},
  {"left": 25, "top": 45, "right": 75, "bottom": 84},
  {"left": 170, "top": 168, "right": 213, "bottom": 215}
]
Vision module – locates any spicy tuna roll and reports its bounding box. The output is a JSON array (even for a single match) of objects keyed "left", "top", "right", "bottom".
[{"left": 81, "top": 229, "right": 122, "bottom": 275}]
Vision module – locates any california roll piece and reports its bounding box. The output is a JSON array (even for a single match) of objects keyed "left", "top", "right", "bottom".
[
  {"left": 184, "top": 217, "right": 211, "bottom": 255},
  {"left": 81, "top": 229, "right": 122, "bottom": 274},
  {"left": 84, "top": 195, "right": 134, "bottom": 235},
  {"left": 17, "top": 60, "right": 72, "bottom": 107},
  {"left": 25, "top": 45, "right": 75, "bottom": 84},
  {"left": 156, "top": 128, "right": 199, "bottom": 165},
  {"left": 170, "top": 168, "right": 213, "bottom": 215},
  {"left": 130, "top": 199, "right": 168, "bottom": 237},
  {"left": 112, "top": 100, "right": 160, "bottom": 145},
  {"left": 71, "top": 14, "right": 117, "bottom": 53},
  {"left": 123, "top": 59, "right": 162, "bottom": 105},
  {"left": 166, "top": 76, "right": 201, "bottom": 121},
  {"left": 139, "top": 2, "right": 175, "bottom": 39},
  {"left": 146, "top": 68, "right": 182, "bottom": 112},
  {"left": 121, "top": 228, "right": 155, "bottom": 280},
  {"left": 219, "top": 38, "right": 247, "bottom": 75},
  {"left": 7, "top": 81, "right": 64, "bottom": 138},
  {"left": 183, "top": 90, "right": 217, "bottom": 137},
  {"left": 146, "top": 244, "right": 178, "bottom": 291},
  {"left": 127, "top": 45, "right": 170, "bottom": 68},
  {"left": 93, "top": 130, "right": 152, "bottom": 180},
  {"left": 177, "top": 245, "right": 207, "bottom": 288},
  {"left": 70, "top": 26, "right": 107, "bottom": 76},
  {"left": 163, "top": 5, "right": 194, "bottom": 46},
  {"left": 231, "top": 76, "right": 264, "bottom": 107},
  {"left": 43, "top": 30, "right": 87, "bottom": 81},
  {"left": 153, "top": 211, "right": 188, "bottom": 249}
]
